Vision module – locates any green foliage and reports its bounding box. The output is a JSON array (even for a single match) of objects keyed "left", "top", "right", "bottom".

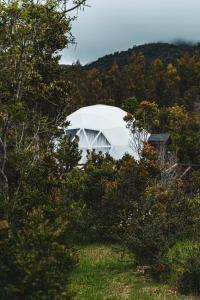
[
  {"left": 74, "top": 148, "right": 200, "bottom": 286},
  {"left": 124, "top": 186, "right": 200, "bottom": 268},
  {"left": 78, "top": 152, "right": 160, "bottom": 241},
  {"left": 167, "top": 106, "right": 200, "bottom": 163},
  {"left": 1, "top": 2, "right": 200, "bottom": 298},
  {"left": 102, "top": 155, "right": 156, "bottom": 238},
  {"left": 0, "top": 0, "right": 83, "bottom": 299},
  {"left": 124, "top": 100, "right": 160, "bottom": 159},
  {"left": 65, "top": 43, "right": 200, "bottom": 113},
  {"left": 122, "top": 96, "right": 138, "bottom": 113},
  {"left": 0, "top": 150, "right": 80, "bottom": 299},
  {"left": 0, "top": 210, "right": 78, "bottom": 300},
  {"left": 103, "top": 180, "right": 200, "bottom": 279},
  {"left": 80, "top": 152, "right": 117, "bottom": 235},
  {"left": 125, "top": 100, "right": 160, "bottom": 133},
  {"left": 167, "top": 241, "right": 200, "bottom": 295},
  {"left": 178, "top": 251, "right": 200, "bottom": 295},
  {"left": 191, "top": 171, "right": 200, "bottom": 193}
]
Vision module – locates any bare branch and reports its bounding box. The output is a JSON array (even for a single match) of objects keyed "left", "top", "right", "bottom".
[{"left": 64, "top": 0, "right": 88, "bottom": 13}]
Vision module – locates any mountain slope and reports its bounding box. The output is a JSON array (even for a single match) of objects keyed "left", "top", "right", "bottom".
[{"left": 85, "top": 42, "right": 200, "bottom": 70}]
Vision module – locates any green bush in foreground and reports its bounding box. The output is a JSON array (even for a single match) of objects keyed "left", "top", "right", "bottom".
[
  {"left": 0, "top": 212, "right": 78, "bottom": 300},
  {"left": 178, "top": 250, "right": 200, "bottom": 295},
  {"left": 0, "top": 0, "right": 84, "bottom": 298},
  {"left": 167, "top": 241, "right": 200, "bottom": 295},
  {"left": 117, "top": 184, "right": 200, "bottom": 279}
]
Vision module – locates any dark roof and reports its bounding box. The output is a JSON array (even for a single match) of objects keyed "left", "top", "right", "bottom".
[{"left": 148, "top": 133, "right": 170, "bottom": 143}]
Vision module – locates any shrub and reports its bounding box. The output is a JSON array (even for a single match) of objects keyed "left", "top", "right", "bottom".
[
  {"left": 121, "top": 186, "right": 200, "bottom": 273},
  {"left": 0, "top": 211, "right": 78, "bottom": 300},
  {"left": 0, "top": 150, "right": 80, "bottom": 299},
  {"left": 178, "top": 247, "right": 200, "bottom": 295},
  {"left": 80, "top": 152, "right": 117, "bottom": 235},
  {"left": 102, "top": 155, "right": 151, "bottom": 239},
  {"left": 167, "top": 241, "right": 200, "bottom": 295}
]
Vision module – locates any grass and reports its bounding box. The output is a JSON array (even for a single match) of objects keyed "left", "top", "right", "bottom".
[{"left": 69, "top": 242, "right": 197, "bottom": 300}]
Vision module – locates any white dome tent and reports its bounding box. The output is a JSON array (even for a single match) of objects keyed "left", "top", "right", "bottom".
[{"left": 66, "top": 104, "right": 140, "bottom": 164}]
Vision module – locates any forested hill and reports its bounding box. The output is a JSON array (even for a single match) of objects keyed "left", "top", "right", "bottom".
[
  {"left": 85, "top": 42, "right": 200, "bottom": 70},
  {"left": 63, "top": 41, "right": 200, "bottom": 114}
]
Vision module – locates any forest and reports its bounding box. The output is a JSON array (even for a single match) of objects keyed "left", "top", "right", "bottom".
[
  {"left": 64, "top": 44, "right": 200, "bottom": 114},
  {"left": 84, "top": 42, "right": 200, "bottom": 71},
  {"left": 0, "top": 0, "right": 200, "bottom": 299}
]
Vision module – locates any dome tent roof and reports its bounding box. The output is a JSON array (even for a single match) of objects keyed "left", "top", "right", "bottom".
[{"left": 66, "top": 104, "right": 139, "bottom": 164}]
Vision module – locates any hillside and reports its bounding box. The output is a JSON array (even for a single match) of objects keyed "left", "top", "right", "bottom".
[{"left": 84, "top": 42, "right": 200, "bottom": 70}]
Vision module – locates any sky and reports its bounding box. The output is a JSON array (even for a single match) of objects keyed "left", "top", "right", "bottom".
[{"left": 60, "top": 0, "right": 200, "bottom": 65}]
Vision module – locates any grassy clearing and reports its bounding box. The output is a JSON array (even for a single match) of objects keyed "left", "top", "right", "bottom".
[{"left": 70, "top": 242, "right": 196, "bottom": 300}]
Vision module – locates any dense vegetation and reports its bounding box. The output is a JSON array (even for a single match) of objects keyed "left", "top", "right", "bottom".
[
  {"left": 1, "top": 0, "right": 200, "bottom": 299},
  {"left": 62, "top": 44, "right": 200, "bottom": 297},
  {"left": 64, "top": 45, "right": 200, "bottom": 114},
  {"left": 0, "top": 0, "right": 85, "bottom": 299}
]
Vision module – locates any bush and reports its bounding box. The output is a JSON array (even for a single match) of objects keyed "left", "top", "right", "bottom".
[
  {"left": 80, "top": 152, "right": 117, "bottom": 236},
  {"left": 80, "top": 153, "right": 153, "bottom": 239},
  {"left": 0, "top": 151, "right": 80, "bottom": 300},
  {"left": 167, "top": 241, "right": 200, "bottom": 295},
  {"left": 121, "top": 186, "right": 200, "bottom": 274},
  {"left": 166, "top": 241, "right": 193, "bottom": 282},
  {"left": 178, "top": 249, "right": 200, "bottom": 295},
  {"left": 0, "top": 209, "right": 78, "bottom": 300},
  {"left": 166, "top": 239, "right": 200, "bottom": 295},
  {"left": 102, "top": 155, "right": 151, "bottom": 239}
]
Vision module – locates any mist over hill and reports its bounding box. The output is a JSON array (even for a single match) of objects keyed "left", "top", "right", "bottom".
[{"left": 83, "top": 42, "right": 200, "bottom": 71}]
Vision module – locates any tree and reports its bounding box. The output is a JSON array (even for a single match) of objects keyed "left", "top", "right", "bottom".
[
  {"left": 80, "top": 151, "right": 116, "bottom": 235},
  {"left": 162, "top": 64, "right": 180, "bottom": 107},
  {"left": 122, "top": 96, "right": 138, "bottom": 113},
  {"left": 0, "top": 0, "right": 75, "bottom": 212},
  {"left": 146, "top": 58, "right": 164, "bottom": 104},
  {"left": 0, "top": 0, "right": 83, "bottom": 298},
  {"left": 125, "top": 101, "right": 160, "bottom": 158},
  {"left": 82, "top": 68, "right": 104, "bottom": 105},
  {"left": 121, "top": 52, "right": 146, "bottom": 101},
  {"left": 0, "top": 153, "right": 80, "bottom": 300},
  {"left": 104, "top": 63, "right": 123, "bottom": 106},
  {"left": 167, "top": 105, "right": 189, "bottom": 160},
  {"left": 64, "top": 61, "right": 86, "bottom": 112},
  {"left": 101, "top": 154, "right": 155, "bottom": 239}
]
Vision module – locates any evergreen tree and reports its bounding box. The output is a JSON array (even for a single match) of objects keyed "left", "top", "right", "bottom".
[{"left": 0, "top": 1, "right": 83, "bottom": 298}]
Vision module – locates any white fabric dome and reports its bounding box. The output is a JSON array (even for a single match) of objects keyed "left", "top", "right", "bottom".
[{"left": 66, "top": 104, "right": 139, "bottom": 164}]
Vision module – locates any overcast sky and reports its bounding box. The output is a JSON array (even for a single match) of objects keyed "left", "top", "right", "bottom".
[{"left": 60, "top": 0, "right": 200, "bottom": 65}]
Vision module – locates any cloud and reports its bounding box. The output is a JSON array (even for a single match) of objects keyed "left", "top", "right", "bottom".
[{"left": 60, "top": 0, "right": 200, "bottom": 65}]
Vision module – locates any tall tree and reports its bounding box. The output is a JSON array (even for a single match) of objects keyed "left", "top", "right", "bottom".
[
  {"left": 104, "top": 63, "right": 122, "bottom": 106},
  {"left": 0, "top": 0, "right": 83, "bottom": 298},
  {"left": 161, "top": 64, "right": 180, "bottom": 106},
  {"left": 125, "top": 101, "right": 160, "bottom": 158},
  {"left": 121, "top": 52, "right": 146, "bottom": 101}
]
